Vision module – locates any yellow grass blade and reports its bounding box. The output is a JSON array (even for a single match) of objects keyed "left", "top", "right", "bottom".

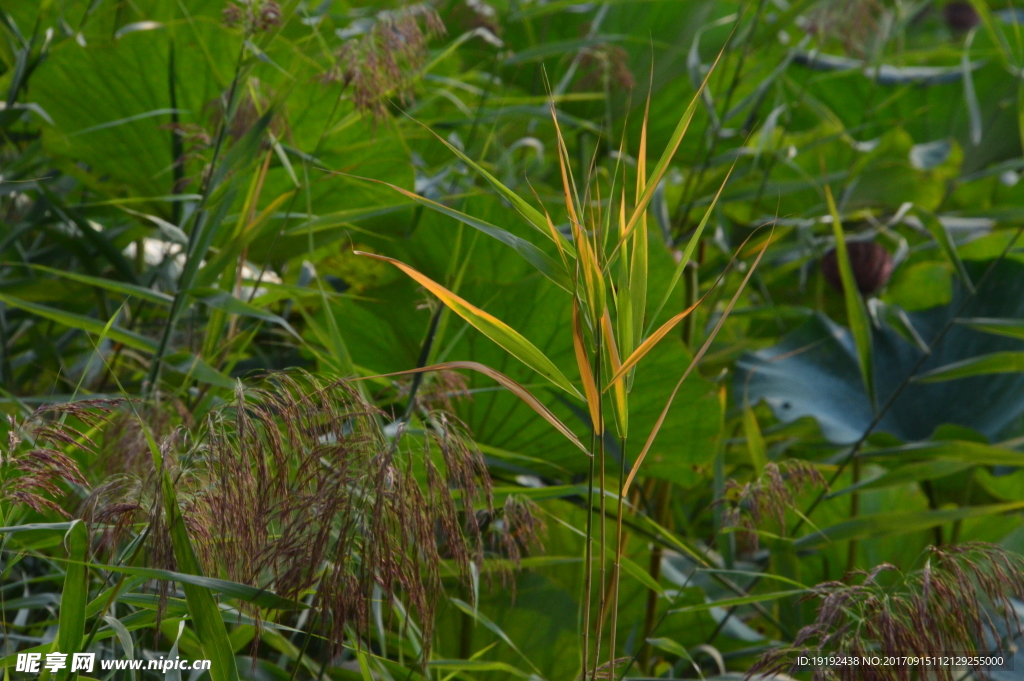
[
  {"left": 573, "top": 299, "right": 603, "bottom": 435},
  {"left": 356, "top": 252, "right": 582, "bottom": 399},
  {"left": 365, "top": 178, "right": 572, "bottom": 291},
  {"left": 549, "top": 102, "right": 605, "bottom": 318},
  {"left": 605, "top": 294, "right": 710, "bottom": 389},
  {"left": 355, "top": 361, "right": 588, "bottom": 454},
  {"left": 410, "top": 117, "right": 576, "bottom": 257},
  {"left": 644, "top": 155, "right": 739, "bottom": 334},
  {"left": 618, "top": 40, "right": 731, "bottom": 246},
  {"left": 601, "top": 310, "right": 629, "bottom": 438}
]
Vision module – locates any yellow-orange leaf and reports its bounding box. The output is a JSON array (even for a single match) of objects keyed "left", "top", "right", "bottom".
[
  {"left": 573, "top": 299, "right": 603, "bottom": 435},
  {"left": 354, "top": 361, "right": 588, "bottom": 454},
  {"left": 356, "top": 252, "right": 582, "bottom": 399}
]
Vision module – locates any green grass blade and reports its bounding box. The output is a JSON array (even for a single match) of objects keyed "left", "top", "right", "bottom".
[
  {"left": 161, "top": 470, "right": 239, "bottom": 681},
  {"left": 414, "top": 120, "right": 576, "bottom": 257},
  {"left": 427, "top": 660, "right": 532, "bottom": 678},
  {"left": 861, "top": 440, "right": 1024, "bottom": 466},
  {"left": 0, "top": 293, "right": 157, "bottom": 352},
  {"left": 646, "top": 158, "right": 737, "bottom": 334},
  {"left": 54, "top": 521, "right": 88, "bottom": 681},
  {"left": 103, "top": 615, "right": 137, "bottom": 681},
  {"left": 357, "top": 361, "right": 587, "bottom": 453},
  {"left": 449, "top": 599, "right": 541, "bottom": 675},
  {"left": 36, "top": 185, "right": 139, "bottom": 284},
  {"left": 911, "top": 207, "right": 974, "bottom": 293},
  {"left": 18, "top": 264, "right": 173, "bottom": 305},
  {"left": 365, "top": 179, "right": 572, "bottom": 291},
  {"left": 911, "top": 351, "right": 1024, "bottom": 382},
  {"left": 825, "top": 461, "right": 973, "bottom": 499},
  {"left": 742, "top": 404, "right": 767, "bottom": 475},
  {"left": 826, "top": 187, "right": 875, "bottom": 406},
  {"left": 794, "top": 501, "right": 1024, "bottom": 549},
  {"left": 668, "top": 589, "right": 807, "bottom": 614},
  {"left": 955, "top": 317, "right": 1024, "bottom": 339},
  {"left": 65, "top": 561, "right": 305, "bottom": 610},
  {"left": 188, "top": 287, "right": 298, "bottom": 339}
]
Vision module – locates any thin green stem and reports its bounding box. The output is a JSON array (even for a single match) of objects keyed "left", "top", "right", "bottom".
[
  {"left": 582, "top": 426, "right": 596, "bottom": 681},
  {"left": 592, "top": 334, "right": 605, "bottom": 681},
  {"left": 144, "top": 42, "right": 248, "bottom": 399},
  {"left": 846, "top": 458, "right": 861, "bottom": 573},
  {"left": 607, "top": 435, "right": 627, "bottom": 678}
]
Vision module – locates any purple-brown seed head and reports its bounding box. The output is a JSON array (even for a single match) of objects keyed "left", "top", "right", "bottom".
[{"left": 821, "top": 241, "right": 894, "bottom": 295}]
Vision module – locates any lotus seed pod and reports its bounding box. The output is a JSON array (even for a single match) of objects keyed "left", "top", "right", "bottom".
[
  {"left": 944, "top": 1, "right": 979, "bottom": 31},
  {"left": 820, "top": 241, "right": 894, "bottom": 295}
]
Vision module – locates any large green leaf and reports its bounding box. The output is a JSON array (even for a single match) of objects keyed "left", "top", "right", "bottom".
[
  {"left": 737, "top": 260, "right": 1024, "bottom": 443},
  {"left": 31, "top": 19, "right": 239, "bottom": 202}
]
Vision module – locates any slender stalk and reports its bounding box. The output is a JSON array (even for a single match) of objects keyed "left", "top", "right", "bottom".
[
  {"left": 846, "top": 459, "right": 861, "bottom": 572},
  {"left": 582, "top": 426, "right": 596, "bottom": 681},
  {"left": 144, "top": 42, "right": 248, "bottom": 399},
  {"left": 671, "top": 0, "right": 769, "bottom": 239},
  {"left": 638, "top": 480, "right": 671, "bottom": 674},
  {"left": 592, "top": 335, "right": 605, "bottom": 681},
  {"left": 607, "top": 436, "right": 627, "bottom": 678}
]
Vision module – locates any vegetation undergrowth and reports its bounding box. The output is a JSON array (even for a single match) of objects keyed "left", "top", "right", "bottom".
[{"left": 5, "top": 0, "right": 1024, "bottom": 680}]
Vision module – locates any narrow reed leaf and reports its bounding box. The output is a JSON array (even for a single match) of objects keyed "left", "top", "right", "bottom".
[
  {"left": 955, "top": 317, "right": 1024, "bottom": 339},
  {"left": 354, "top": 361, "right": 587, "bottom": 453},
  {"left": 54, "top": 521, "right": 88, "bottom": 681},
  {"left": 668, "top": 590, "right": 807, "bottom": 614},
  {"left": 602, "top": 543, "right": 662, "bottom": 594},
  {"left": 550, "top": 105, "right": 604, "bottom": 317},
  {"left": 428, "top": 660, "right": 532, "bottom": 678},
  {"left": 162, "top": 473, "right": 240, "bottom": 681},
  {"left": 623, "top": 229, "right": 773, "bottom": 496},
  {"left": 601, "top": 310, "right": 628, "bottom": 437},
  {"left": 19, "top": 264, "right": 173, "bottom": 305},
  {"left": 449, "top": 599, "right": 542, "bottom": 675},
  {"left": 573, "top": 299, "right": 603, "bottom": 435},
  {"left": 364, "top": 179, "right": 572, "bottom": 291},
  {"left": 36, "top": 185, "right": 139, "bottom": 284},
  {"left": 825, "top": 461, "right": 973, "bottom": 499},
  {"left": 0, "top": 293, "right": 157, "bottom": 352},
  {"left": 861, "top": 439, "right": 1024, "bottom": 466},
  {"left": 616, "top": 190, "right": 633, "bottom": 365},
  {"left": 647, "top": 157, "right": 738, "bottom": 332},
  {"left": 64, "top": 562, "right": 305, "bottom": 610},
  {"left": 826, "top": 186, "right": 875, "bottom": 406},
  {"left": 793, "top": 501, "right": 1024, "bottom": 549},
  {"left": 605, "top": 293, "right": 708, "bottom": 388},
  {"left": 188, "top": 287, "right": 299, "bottom": 338},
  {"left": 621, "top": 39, "right": 730, "bottom": 245},
  {"left": 103, "top": 616, "right": 137, "bottom": 681},
  {"left": 742, "top": 404, "right": 767, "bottom": 475},
  {"left": 413, "top": 119, "right": 576, "bottom": 256},
  {"left": 911, "top": 351, "right": 1024, "bottom": 382},
  {"left": 356, "top": 252, "right": 582, "bottom": 398},
  {"left": 912, "top": 207, "right": 974, "bottom": 292}
]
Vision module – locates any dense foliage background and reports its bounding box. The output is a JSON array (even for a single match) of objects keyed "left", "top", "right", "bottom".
[{"left": 6, "top": 0, "right": 1024, "bottom": 679}]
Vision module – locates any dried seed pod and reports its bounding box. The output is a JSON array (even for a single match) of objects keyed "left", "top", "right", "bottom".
[
  {"left": 944, "top": 1, "right": 979, "bottom": 31},
  {"left": 257, "top": 1, "right": 281, "bottom": 30},
  {"left": 820, "top": 241, "right": 893, "bottom": 295}
]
